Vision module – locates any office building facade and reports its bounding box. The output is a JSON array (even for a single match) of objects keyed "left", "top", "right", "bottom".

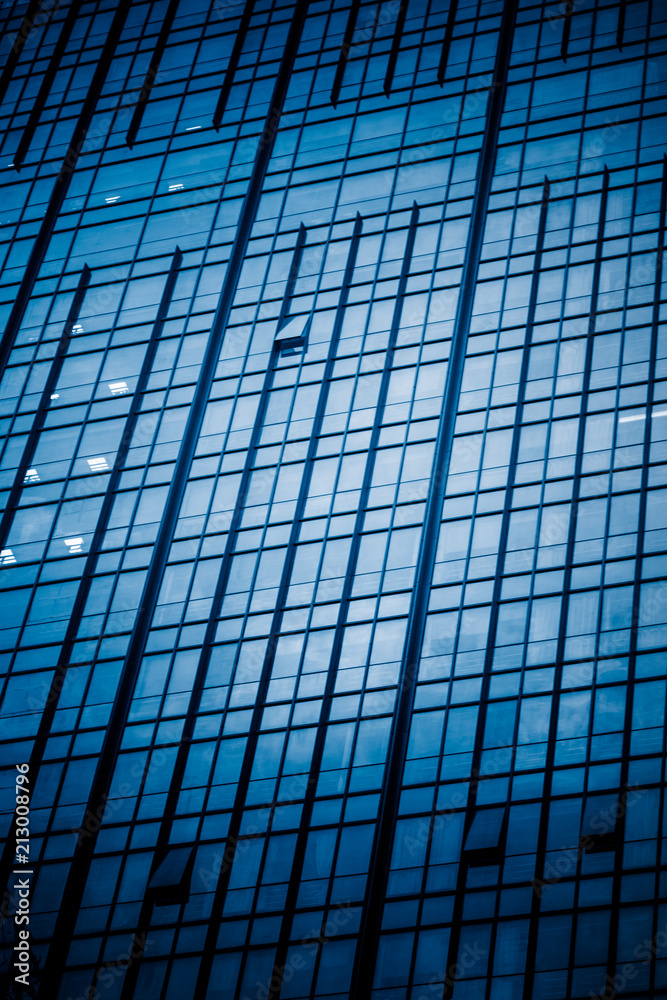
[{"left": 0, "top": 0, "right": 666, "bottom": 998}]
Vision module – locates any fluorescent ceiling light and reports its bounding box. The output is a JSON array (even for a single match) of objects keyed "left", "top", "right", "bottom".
[{"left": 109, "top": 381, "right": 129, "bottom": 395}]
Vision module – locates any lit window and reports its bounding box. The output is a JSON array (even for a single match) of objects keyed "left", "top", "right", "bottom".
[
  {"left": 109, "top": 381, "right": 129, "bottom": 395},
  {"left": 64, "top": 537, "right": 84, "bottom": 553},
  {"left": 168, "top": 183, "right": 184, "bottom": 191},
  {"left": 50, "top": 393, "right": 60, "bottom": 400},
  {"left": 185, "top": 125, "right": 201, "bottom": 131},
  {"left": 105, "top": 195, "right": 120, "bottom": 204},
  {"left": 72, "top": 324, "right": 83, "bottom": 334},
  {"left": 1, "top": 549, "right": 16, "bottom": 565},
  {"left": 619, "top": 410, "right": 667, "bottom": 424},
  {"left": 87, "top": 456, "right": 110, "bottom": 472},
  {"left": 24, "top": 468, "right": 40, "bottom": 483}
]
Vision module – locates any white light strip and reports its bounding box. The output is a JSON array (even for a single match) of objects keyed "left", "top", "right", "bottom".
[{"left": 619, "top": 410, "right": 667, "bottom": 423}]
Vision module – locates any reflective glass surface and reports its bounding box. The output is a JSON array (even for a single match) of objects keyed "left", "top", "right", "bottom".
[{"left": 0, "top": 1, "right": 666, "bottom": 998}]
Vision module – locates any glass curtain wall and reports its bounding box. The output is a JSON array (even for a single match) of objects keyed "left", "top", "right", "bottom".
[{"left": 0, "top": 1, "right": 665, "bottom": 999}]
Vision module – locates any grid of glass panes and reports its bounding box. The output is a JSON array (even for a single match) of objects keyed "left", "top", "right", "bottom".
[
  {"left": 373, "top": 1, "right": 667, "bottom": 998},
  {"left": 44, "top": 2, "right": 497, "bottom": 995},
  {"left": 0, "top": 0, "right": 665, "bottom": 999}
]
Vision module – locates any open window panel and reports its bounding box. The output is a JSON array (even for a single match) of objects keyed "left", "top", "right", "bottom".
[
  {"left": 275, "top": 313, "right": 311, "bottom": 356},
  {"left": 579, "top": 792, "right": 620, "bottom": 854},
  {"left": 148, "top": 846, "right": 195, "bottom": 906},
  {"left": 462, "top": 806, "right": 506, "bottom": 866}
]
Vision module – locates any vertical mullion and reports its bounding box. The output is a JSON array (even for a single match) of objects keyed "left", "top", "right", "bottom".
[
  {"left": 212, "top": 0, "right": 255, "bottom": 131},
  {"left": 125, "top": 0, "right": 183, "bottom": 149},
  {"left": 204, "top": 215, "right": 365, "bottom": 1000},
  {"left": 0, "top": 264, "right": 91, "bottom": 551},
  {"left": 190, "top": 226, "right": 362, "bottom": 998},
  {"left": 13, "top": 0, "right": 83, "bottom": 171},
  {"left": 383, "top": 2, "right": 407, "bottom": 97},
  {"left": 437, "top": 0, "right": 458, "bottom": 86},
  {"left": 118, "top": 228, "right": 309, "bottom": 1000},
  {"left": 263, "top": 206, "right": 419, "bottom": 1000},
  {"left": 277, "top": 222, "right": 307, "bottom": 329},
  {"left": 0, "top": 0, "right": 48, "bottom": 105},
  {"left": 35, "top": 4, "right": 311, "bottom": 994},
  {"left": 0, "top": 0, "right": 134, "bottom": 379},
  {"left": 348, "top": 3, "right": 519, "bottom": 996},
  {"left": 438, "top": 177, "right": 550, "bottom": 1000},
  {"left": 561, "top": 172, "right": 612, "bottom": 1000},
  {"left": 330, "top": 0, "right": 362, "bottom": 108},
  {"left": 0, "top": 249, "right": 182, "bottom": 916},
  {"left": 522, "top": 168, "right": 611, "bottom": 1000},
  {"left": 616, "top": 0, "right": 627, "bottom": 51},
  {"left": 561, "top": 0, "right": 574, "bottom": 61},
  {"left": 605, "top": 153, "right": 667, "bottom": 1000}
]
